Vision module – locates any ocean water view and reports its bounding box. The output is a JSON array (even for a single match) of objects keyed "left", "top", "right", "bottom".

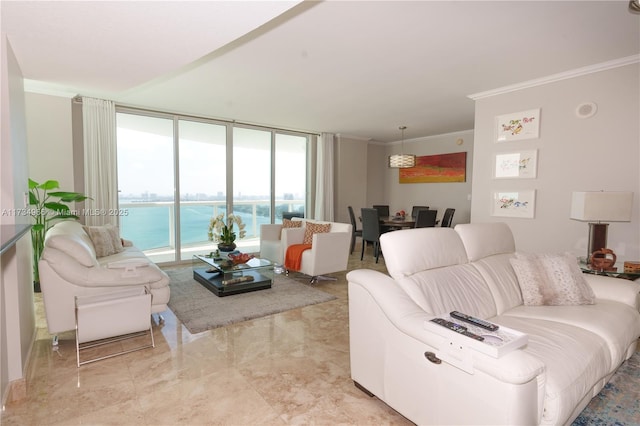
[{"left": 119, "top": 203, "right": 292, "bottom": 251}]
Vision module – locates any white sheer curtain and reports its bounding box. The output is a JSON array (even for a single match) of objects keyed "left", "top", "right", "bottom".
[
  {"left": 314, "top": 132, "right": 335, "bottom": 221},
  {"left": 82, "top": 97, "right": 118, "bottom": 226}
]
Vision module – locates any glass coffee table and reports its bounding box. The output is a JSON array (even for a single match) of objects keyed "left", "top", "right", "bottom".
[{"left": 192, "top": 254, "right": 274, "bottom": 297}]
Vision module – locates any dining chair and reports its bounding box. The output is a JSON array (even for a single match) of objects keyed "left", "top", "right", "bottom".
[
  {"left": 372, "top": 205, "right": 392, "bottom": 233},
  {"left": 361, "top": 208, "right": 382, "bottom": 263},
  {"left": 441, "top": 208, "right": 455, "bottom": 227},
  {"left": 414, "top": 209, "right": 438, "bottom": 228},
  {"left": 347, "top": 206, "right": 363, "bottom": 254},
  {"left": 372, "top": 205, "right": 390, "bottom": 218},
  {"left": 411, "top": 205, "right": 429, "bottom": 219}
]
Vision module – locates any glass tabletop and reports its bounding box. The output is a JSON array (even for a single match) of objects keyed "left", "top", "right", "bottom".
[
  {"left": 578, "top": 259, "right": 640, "bottom": 278},
  {"left": 194, "top": 254, "right": 272, "bottom": 273}
]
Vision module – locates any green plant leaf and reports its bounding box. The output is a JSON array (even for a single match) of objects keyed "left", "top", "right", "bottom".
[
  {"left": 39, "top": 180, "right": 60, "bottom": 190},
  {"left": 44, "top": 202, "right": 71, "bottom": 213},
  {"left": 28, "top": 191, "right": 39, "bottom": 205},
  {"left": 32, "top": 224, "right": 44, "bottom": 232},
  {"left": 28, "top": 178, "right": 39, "bottom": 189}
]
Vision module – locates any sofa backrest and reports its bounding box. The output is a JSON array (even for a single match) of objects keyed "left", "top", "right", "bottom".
[
  {"left": 43, "top": 221, "right": 98, "bottom": 267},
  {"left": 380, "top": 227, "right": 498, "bottom": 318},
  {"left": 455, "top": 222, "right": 523, "bottom": 313},
  {"left": 292, "top": 218, "right": 352, "bottom": 234}
]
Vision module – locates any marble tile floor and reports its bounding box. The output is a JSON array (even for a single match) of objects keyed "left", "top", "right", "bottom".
[{"left": 2, "top": 245, "right": 413, "bottom": 425}]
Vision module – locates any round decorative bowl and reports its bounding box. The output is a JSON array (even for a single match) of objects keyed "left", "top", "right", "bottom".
[{"left": 228, "top": 253, "right": 254, "bottom": 265}]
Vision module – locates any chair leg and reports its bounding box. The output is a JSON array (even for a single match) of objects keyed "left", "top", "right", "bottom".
[
  {"left": 375, "top": 241, "right": 380, "bottom": 263},
  {"left": 350, "top": 234, "right": 355, "bottom": 254},
  {"left": 310, "top": 275, "right": 338, "bottom": 284},
  {"left": 361, "top": 240, "right": 366, "bottom": 260}
]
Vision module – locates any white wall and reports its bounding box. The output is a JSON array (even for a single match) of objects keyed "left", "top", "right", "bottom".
[
  {"left": 335, "top": 135, "right": 368, "bottom": 224},
  {"left": 25, "top": 93, "right": 75, "bottom": 189},
  {"left": 471, "top": 63, "right": 639, "bottom": 260},
  {"left": 379, "top": 130, "right": 474, "bottom": 227},
  {"left": 1, "top": 34, "right": 36, "bottom": 404}
]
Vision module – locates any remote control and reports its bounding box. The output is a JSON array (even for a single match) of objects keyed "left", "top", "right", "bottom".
[
  {"left": 430, "top": 318, "right": 485, "bottom": 341},
  {"left": 450, "top": 311, "right": 499, "bottom": 332}
]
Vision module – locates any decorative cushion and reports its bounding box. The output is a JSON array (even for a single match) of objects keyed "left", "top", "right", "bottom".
[
  {"left": 303, "top": 222, "right": 331, "bottom": 244},
  {"left": 509, "top": 252, "right": 595, "bottom": 306},
  {"left": 46, "top": 234, "right": 98, "bottom": 267},
  {"left": 283, "top": 218, "right": 303, "bottom": 228},
  {"left": 83, "top": 224, "right": 124, "bottom": 258}
]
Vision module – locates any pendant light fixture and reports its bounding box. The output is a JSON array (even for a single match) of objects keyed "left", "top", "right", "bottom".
[{"left": 388, "top": 126, "right": 416, "bottom": 168}]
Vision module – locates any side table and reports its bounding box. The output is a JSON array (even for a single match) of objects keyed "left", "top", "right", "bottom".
[
  {"left": 579, "top": 260, "right": 640, "bottom": 281},
  {"left": 75, "top": 287, "right": 154, "bottom": 367}
]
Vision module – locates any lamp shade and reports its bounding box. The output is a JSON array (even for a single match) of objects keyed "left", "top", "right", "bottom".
[
  {"left": 570, "top": 191, "right": 633, "bottom": 222},
  {"left": 388, "top": 154, "right": 416, "bottom": 168}
]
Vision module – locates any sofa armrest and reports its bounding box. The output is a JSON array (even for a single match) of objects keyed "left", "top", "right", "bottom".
[
  {"left": 347, "top": 269, "right": 545, "bottom": 384},
  {"left": 41, "top": 248, "right": 168, "bottom": 288},
  {"left": 584, "top": 274, "right": 640, "bottom": 309}
]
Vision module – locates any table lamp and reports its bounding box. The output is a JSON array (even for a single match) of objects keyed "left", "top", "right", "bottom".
[{"left": 570, "top": 191, "right": 633, "bottom": 262}]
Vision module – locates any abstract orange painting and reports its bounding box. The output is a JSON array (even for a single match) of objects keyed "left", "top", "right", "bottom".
[{"left": 399, "top": 152, "right": 466, "bottom": 183}]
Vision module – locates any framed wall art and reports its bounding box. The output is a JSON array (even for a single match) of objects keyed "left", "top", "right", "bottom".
[
  {"left": 493, "top": 149, "right": 538, "bottom": 179},
  {"left": 399, "top": 152, "right": 466, "bottom": 184},
  {"left": 495, "top": 108, "right": 540, "bottom": 142},
  {"left": 491, "top": 190, "right": 536, "bottom": 218}
]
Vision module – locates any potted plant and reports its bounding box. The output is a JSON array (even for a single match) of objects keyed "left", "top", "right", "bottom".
[
  {"left": 207, "top": 213, "right": 246, "bottom": 252},
  {"left": 28, "top": 179, "right": 90, "bottom": 291}
]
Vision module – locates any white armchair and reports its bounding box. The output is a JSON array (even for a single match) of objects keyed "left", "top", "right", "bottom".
[{"left": 260, "top": 219, "right": 352, "bottom": 283}]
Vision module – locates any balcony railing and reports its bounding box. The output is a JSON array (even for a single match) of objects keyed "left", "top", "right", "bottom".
[{"left": 118, "top": 199, "right": 304, "bottom": 263}]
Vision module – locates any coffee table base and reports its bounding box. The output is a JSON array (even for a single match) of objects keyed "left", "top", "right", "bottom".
[{"left": 193, "top": 268, "right": 272, "bottom": 296}]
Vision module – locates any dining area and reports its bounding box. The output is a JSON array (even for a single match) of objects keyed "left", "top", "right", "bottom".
[{"left": 347, "top": 204, "right": 456, "bottom": 263}]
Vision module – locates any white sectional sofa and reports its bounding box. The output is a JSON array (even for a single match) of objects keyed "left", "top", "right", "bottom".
[
  {"left": 39, "top": 221, "right": 170, "bottom": 335},
  {"left": 347, "top": 222, "right": 640, "bottom": 425}
]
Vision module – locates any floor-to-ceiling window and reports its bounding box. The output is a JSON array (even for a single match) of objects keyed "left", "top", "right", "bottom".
[
  {"left": 178, "top": 119, "right": 228, "bottom": 261},
  {"left": 275, "top": 133, "right": 306, "bottom": 222},
  {"left": 116, "top": 110, "right": 309, "bottom": 263}
]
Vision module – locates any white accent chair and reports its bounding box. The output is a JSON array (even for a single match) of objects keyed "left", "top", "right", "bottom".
[{"left": 260, "top": 219, "right": 352, "bottom": 283}]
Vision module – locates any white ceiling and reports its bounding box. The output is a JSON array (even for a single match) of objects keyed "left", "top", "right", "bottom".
[{"left": 3, "top": 1, "right": 639, "bottom": 142}]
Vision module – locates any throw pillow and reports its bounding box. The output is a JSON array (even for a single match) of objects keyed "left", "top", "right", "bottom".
[
  {"left": 303, "top": 222, "right": 331, "bottom": 244},
  {"left": 283, "top": 218, "right": 303, "bottom": 228},
  {"left": 83, "top": 224, "right": 124, "bottom": 258},
  {"left": 509, "top": 252, "right": 595, "bottom": 306}
]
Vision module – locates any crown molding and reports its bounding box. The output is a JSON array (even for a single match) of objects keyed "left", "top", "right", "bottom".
[
  {"left": 468, "top": 55, "right": 640, "bottom": 100},
  {"left": 23, "top": 79, "right": 78, "bottom": 98}
]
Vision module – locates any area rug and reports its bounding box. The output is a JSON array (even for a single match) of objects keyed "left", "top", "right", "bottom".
[
  {"left": 166, "top": 268, "right": 337, "bottom": 334},
  {"left": 572, "top": 351, "right": 639, "bottom": 425}
]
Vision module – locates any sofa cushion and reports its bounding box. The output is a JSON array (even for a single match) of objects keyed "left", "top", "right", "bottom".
[
  {"left": 45, "top": 228, "right": 98, "bottom": 268},
  {"left": 510, "top": 252, "right": 595, "bottom": 306},
  {"left": 83, "top": 224, "right": 124, "bottom": 258},
  {"left": 303, "top": 222, "right": 331, "bottom": 244},
  {"left": 397, "top": 264, "right": 498, "bottom": 318},
  {"left": 455, "top": 222, "right": 516, "bottom": 261},
  {"left": 381, "top": 227, "right": 468, "bottom": 280},
  {"left": 493, "top": 315, "right": 611, "bottom": 425},
  {"left": 504, "top": 299, "right": 640, "bottom": 369},
  {"left": 282, "top": 218, "right": 302, "bottom": 228}
]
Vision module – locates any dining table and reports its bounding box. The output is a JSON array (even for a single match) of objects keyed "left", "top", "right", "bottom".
[{"left": 380, "top": 216, "right": 416, "bottom": 229}]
